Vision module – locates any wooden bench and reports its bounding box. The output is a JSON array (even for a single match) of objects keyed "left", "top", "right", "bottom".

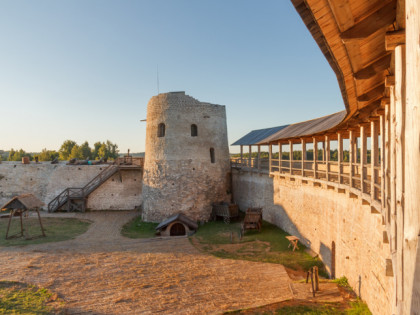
[
  {"left": 211, "top": 203, "right": 239, "bottom": 224},
  {"left": 242, "top": 207, "right": 263, "bottom": 233}
]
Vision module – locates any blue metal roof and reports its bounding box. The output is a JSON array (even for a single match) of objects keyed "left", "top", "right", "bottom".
[{"left": 231, "top": 125, "right": 289, "bottom": 146}]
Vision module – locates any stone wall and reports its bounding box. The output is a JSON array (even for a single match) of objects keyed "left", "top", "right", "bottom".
[
  {"left": 0, "top": 162, "right": 142, "bottom": 210},
  {"left": 232, "top": 170, "right": 394, "bottom": 315},
  {"left": 142, "top": 92, "right": 231, "bottom": 222}
]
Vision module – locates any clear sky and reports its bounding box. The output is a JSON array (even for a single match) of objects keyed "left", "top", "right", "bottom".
[{"left": 0, "top": 0, "right": 344, "bottom": 154}]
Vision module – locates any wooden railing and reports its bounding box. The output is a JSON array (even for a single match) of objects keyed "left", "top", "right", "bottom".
[{"left": 231, "top": 155, "right": 382, "bottom": 211}]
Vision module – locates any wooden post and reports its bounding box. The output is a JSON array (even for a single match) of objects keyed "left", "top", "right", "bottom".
[
  {"left": 325, "top": 135, "right": 330, "bottom": 181},
  {"left": 394, "top": 44, "right": 405, "bottom": 307},
  {"left": 349, "top": 130, "right": 354, "bottom": 188},
  {"left": 380, "top": 114, "right": 386, "bottom": 209},
  {"left": 257, "top": 145, "right": 261, "bottom": 171},
  {"left": 314, "top": 266, "right": 319, "bottom": 291},
  {"left": 240, "top": 145, "right": 243, "bottom": 166},
  {"left": 279, "top": 141, "right": 282, "bottom": 173},
  {"left": 385, "top": 104, "right": 391, "bottom": 224},
  {"left": 404, "top": 2, "right": 420, "bottom": 313},
  {"left": 310, "top": 269, "right": 315, "bottom": 297},
  {"left": 371, "top": 120, "right": 379, "bottom": 201},
  {"left": 5, "top": 209, "right": 14, "bottom": 239},
  {"left": 313, "top": 138, "right": 318, "bottom": 179},
  {"left": 301, "top": 139, "right": 306, "bottom": 177},
  {"left": 248, "top": 145, "right": 252, "bottom": 168},
  {"left": 337, "top": 132, "right": 343, "bottom": 184},
  {"left": 289, "top": 140, "right": 293, "bottom": 175},
  {"left": 322, "top": 141, "right": 325, "bottom": 162},
  {"left": 269, "top": 143, "right": 272, "bottom": 174},
  {"left": 360, "top": 125, "right": 367, "bottom": 194}
]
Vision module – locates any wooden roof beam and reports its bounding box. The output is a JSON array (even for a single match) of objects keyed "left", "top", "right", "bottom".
[
  {"left": 385, "top": 75, "right": 395, "bottom": 87},
  {"left": 353, "top": 54, "right": 392, "bottom": 80},
  {"left": 385, "top": 30, "right": 405, "bottom": 50},
  {"left": 357, "top": 84, "right": 385, "bottom": 103},
  {"left": 340, "top": 1, "right": 396, "bottom": 42}
]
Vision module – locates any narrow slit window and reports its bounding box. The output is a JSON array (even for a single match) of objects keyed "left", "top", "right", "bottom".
[
  {"left": 157, "top": 123, "right": 165, "bottom": 137},
  {"left": 191, "top": 124, "right": 198, "bottom": 137},
  {"left": 210, "top": 148, "right": 215, "bottom": 163}
]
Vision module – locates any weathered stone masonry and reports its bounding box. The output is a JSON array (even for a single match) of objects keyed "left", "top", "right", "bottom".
[
  {"left": 142, "top": 92, "right": 231, "bottom": 222},
  {"left": 0, "top": 162, "right": 142, "bottom": 210},
  {"left": 232, "top": 170, "right": 393, "bottom": 315}
]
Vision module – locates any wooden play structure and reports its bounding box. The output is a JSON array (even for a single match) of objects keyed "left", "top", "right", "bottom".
[{"left": 1, "top": 194, "right": 46, "bottom": 240}]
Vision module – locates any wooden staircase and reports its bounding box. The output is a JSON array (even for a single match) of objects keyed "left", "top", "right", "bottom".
[{"left": 48, "top": 165, "right": 120, "bottom": 212}]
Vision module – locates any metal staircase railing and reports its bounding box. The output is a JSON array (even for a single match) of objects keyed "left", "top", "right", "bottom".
[{"left": 48, "top": 165, "right": 119, "bottom": 212}]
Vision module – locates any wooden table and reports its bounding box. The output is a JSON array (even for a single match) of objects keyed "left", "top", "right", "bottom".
[{"left": 286, "top": 236, "right": 300, "bottom": 251}]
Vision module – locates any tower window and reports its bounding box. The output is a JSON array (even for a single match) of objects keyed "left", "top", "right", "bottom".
[
  {"left": 210, "top": 148, "right": 215, "bottom": 163},
  {"left": 157, "top": 123, "right": 165, "bottom": 137},
  {"left": 191, "top": 124, "right": 198, "bottom": 137}
]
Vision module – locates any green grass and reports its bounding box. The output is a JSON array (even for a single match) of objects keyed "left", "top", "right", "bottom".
[
  {"left": 121, "top": 216, "right": 158, "bottom": 239},
  {"left": 226, "top": 300, "right": 371, "bottom": 315},
  {"left": 0, "top": 217, "right": 91, "bottom": 247},
  {"left": 0, "top": 281, "right": 63, "bottom": 314},
  {"left": 191, "top": 219, "right": 326, "bottom": 276}
]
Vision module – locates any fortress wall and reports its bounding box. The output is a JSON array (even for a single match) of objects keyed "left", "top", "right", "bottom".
[
  {"left": 232, "top": 170, "right": 394, "bottom": 315},
  {"left": 0, "top": 162, "right": 142, "bottom": 210},
  {"left": 142, "top": 92, "right": 231, "bottom": 222}
]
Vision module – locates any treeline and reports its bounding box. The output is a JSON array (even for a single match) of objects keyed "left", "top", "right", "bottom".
[{"left": 1, "top": 140, "right": 119, "bottom": 162}]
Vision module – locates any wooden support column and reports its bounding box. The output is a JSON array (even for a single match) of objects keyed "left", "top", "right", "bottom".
[
  {"left": 403, "top": 2, "right": 420, "bottom": 312},
  {"left": 289, "top": 141, "right": 293, "bottom": 175},
  {"left": 322, "top": 141, "right": 325, "bottom": 162},
  {"left": 371, "top": 120, "right": 379, "bottom": 201},
  {"left": 360, "top": 125, "right": 367, "bottom": 194},
  {"left": 257, "top": 145, "right": 261, "bottom": 171},
  {"left": 301, "top": 139, "right": 306, "bottom": 177},
  {"left": 349, "top": 131, "right": 354, "bottom": 188},
  {"left": 325, "top": 135, "right": 330, "bottom": 181},
  {"left": 395, "top": 44, "right": 406, "bottom": 308},
  {"left": 380, "top": 113, "right": 386, "bottom": 210},
  {"left": 337, "top": 132, "right": 343, "bottom": 184},
  {"left": 313, "top": 138, "right": 318, "bottom": 179},
  {"left": 390, "top": 86, "right": 397, "bottom": 253},
  {"left": 248, "top": 145, "right": 252, "bottom": 168},
  {"left": 269, "top": 143, "right": 272, "bottom": 174},
  {"left": 240, "top": 146, "right": 243, "bottom": 165},
  {"left": 279, "top": 141, "right": 282, "bottom": 173},
  {"left": 385, "top": 104, "right": 391, "bottom": 224}
]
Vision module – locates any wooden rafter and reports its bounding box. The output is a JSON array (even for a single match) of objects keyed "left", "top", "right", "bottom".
[
  {"left": 353, "top": 54, "right": 392, "bottom": 80},
  {"left": 340, "top": 1, "right": 396, "bottom": 41}
]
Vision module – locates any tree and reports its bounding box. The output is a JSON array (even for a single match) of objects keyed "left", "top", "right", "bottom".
[
  {"left": 95, "top": 140, "right": 119, "bottom": 160},
  {"left": 69, "top": 145, "right": 83, "bottom": 160},
  {"left": 79, "top": 141, "right": 92, "bottom": 160},
  {"left": 59, "top": 140, "right": 76, "bottom": 160},
  {"left": 35, "top": 149, "right": 59, "bottom": 161},
  {"left": 7, "top": 148, "right": 32, "bottom": 161},
  {"left": 92, "top": 142, "right": 102, "bottom": 160}
]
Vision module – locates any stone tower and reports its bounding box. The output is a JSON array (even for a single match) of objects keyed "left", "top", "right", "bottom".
[{"left": 141, "top": 91, "right": 231, "bottom": 222}]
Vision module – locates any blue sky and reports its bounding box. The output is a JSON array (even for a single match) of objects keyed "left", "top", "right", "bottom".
[{"left": 0, "top": 1, "right": 344, "bottom": 154}]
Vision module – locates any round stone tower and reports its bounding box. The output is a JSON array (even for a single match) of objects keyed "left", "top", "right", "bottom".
[{"left": 142, "top": 91, "right": 231, "bottom": 222}]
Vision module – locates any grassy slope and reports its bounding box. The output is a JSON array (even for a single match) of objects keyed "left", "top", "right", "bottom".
[
  {"left": 0, "top": 217, "right": 91, "bottom": 247},
  {"left": 121, "top": 216, "right": 158, "bottom": 239},
  {"left": 192, "top": 219, "right": 326, "bottom": 276},
  {"left": 0, "top": 281, "right": 63, "bottom": 314}
]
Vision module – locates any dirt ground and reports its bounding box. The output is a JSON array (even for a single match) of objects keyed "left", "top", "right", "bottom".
[{"left": 0, "top": 211, "right": 297, "bottom": 314}]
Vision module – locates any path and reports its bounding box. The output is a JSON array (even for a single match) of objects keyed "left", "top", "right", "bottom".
[{"left": 0, "top": 211, "right": 293, "bottom": 314}]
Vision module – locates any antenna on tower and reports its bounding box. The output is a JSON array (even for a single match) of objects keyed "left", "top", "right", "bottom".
[{"left": 157, "top": 64, "right": 160, "bottom": 95}]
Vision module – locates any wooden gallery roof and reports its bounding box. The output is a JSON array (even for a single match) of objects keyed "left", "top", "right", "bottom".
[
  {"left": 289, "top": 0, "right": 401, "bottom": 133},
  {"left": 232, "top": 111, "right": 346, "bottom": 146}
]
